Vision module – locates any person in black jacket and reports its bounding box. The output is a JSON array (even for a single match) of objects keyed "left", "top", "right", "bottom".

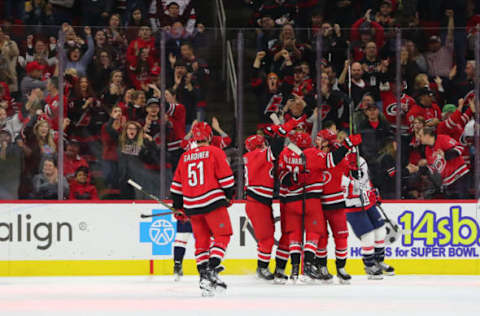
[{"left": 357, "top": 103, "right": 393, "bottom": 169}]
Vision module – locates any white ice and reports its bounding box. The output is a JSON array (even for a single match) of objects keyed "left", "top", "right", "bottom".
[{"left": 0, "top": 275, "right": 478, "bottom": 316}]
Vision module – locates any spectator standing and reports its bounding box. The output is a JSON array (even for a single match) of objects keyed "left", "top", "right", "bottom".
[
  {"left": 424, "top": 10, "right": 455, "bottom": 79},
  {"left": 0, "top": 26, "right": 19, "bottom": 97}
]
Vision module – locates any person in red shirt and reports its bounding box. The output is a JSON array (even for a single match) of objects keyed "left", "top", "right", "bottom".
[
  {"left": 170, "top": 122, "right": 234, "bottom": 296},
  {"left": 63, "top": 140, "right": 89, "bottom": 181},
  {"left": 69, "top": 166, "right": 98, "bottom": 200},
  {"left": 126, "top": 25, "right": 156, "bottom": 67},
  {"left": 406, "top": 87, "right": 442, "bottom": 129},
  {"left": 418, "top": 127, "right": 470, "bottom": 199}
]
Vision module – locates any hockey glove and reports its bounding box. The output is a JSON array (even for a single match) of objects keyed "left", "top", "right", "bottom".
[
  {"left": 344, "top": 134, "right": 362, "bottom": 149},
  {"left": 174, "top": 209, "right": 188, "bottom": 222}
]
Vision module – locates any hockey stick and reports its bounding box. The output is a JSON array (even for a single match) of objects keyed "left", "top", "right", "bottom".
[
  {"left": 140, "top": 211, "right": 176, "bottom": 218},
  {"left": 127, "top": 179, "right": 185, "bottom": 219},
  {"left": 376, "top": 202, "right": 399, "bottom": 233}
]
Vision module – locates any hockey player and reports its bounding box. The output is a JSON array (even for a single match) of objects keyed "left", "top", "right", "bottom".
[
  {"left": 315, "top": 129, "right": 361, "bottom": 284},
  {"left": 278, "top": 131, "right": 362, "bottom": 282},
  {"left": 342, "top": 152, "right": 395, "bottom": 279},
  {"left": 170, "top": 122, "right": 235, "bottom": 296},
  {"left": 243, "top": 134, "right": 277, "bottom": 281}
]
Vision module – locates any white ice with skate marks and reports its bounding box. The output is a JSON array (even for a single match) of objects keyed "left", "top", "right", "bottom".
[{"left": 0, "top": 275, "right": 478, "bottom": 316}]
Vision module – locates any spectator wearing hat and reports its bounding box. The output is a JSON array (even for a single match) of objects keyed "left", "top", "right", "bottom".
[
  {"left": 32, "top": 156, "right": 69, "bottom": 200},
  {"left": 357, "top": 101, "right": 393, "bottom": 169},
  {"left": 406, "top": 87, "right": 442, "bottom": 127},
  {"left": 20, "top": 61, "right": 47, "bottom": 100},
  {"left": 69, "top": 166, "right": 98, "bottom": 200},
  {"left": 424, "top": 10, "right": 455, "bottom": 79},
  {"left": 0, "top": 26, "right": 19, "bottom": 97}
]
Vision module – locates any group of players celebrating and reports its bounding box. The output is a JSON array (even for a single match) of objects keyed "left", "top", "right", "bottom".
[{"left": 169, "top": 120, "right": 395, "bottom": 296}]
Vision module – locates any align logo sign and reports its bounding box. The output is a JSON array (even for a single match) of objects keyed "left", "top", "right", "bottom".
[{"left": 140, "top": 209, "right": 177, "bottom": 255}]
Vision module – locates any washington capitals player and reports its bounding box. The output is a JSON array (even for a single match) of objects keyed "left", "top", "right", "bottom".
[
  {"left": 170, "top": 122, "right": 234, "bottom": 296},
  {"left": 342, "top": 152, "right": 395, "bottom": 278}
]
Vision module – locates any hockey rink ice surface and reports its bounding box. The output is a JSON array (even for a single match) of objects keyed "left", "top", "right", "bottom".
[{"left": 0, "top": 275, "right": 478, "bottom": 315}]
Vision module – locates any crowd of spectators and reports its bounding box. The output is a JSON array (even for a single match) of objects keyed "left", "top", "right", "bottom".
[
  {"left": 0, "top": 0, "right": 221, "bottom": 200},
  {"left": 247, "top": 0, "right": 480, "bottom": 199},
  {"left": 0, "top": 0, "right": 479, "bottom": 200}
]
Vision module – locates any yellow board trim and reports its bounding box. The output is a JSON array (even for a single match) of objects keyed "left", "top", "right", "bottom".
[{"left": 0, "top": 259, "right": 479, "bottom": 276}]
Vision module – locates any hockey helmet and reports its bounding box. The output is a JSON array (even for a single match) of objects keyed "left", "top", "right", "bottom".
[
  {"left": 291, "top": 131, "right": 311, "bottom": 150},
  {"left": 245, "top": 135, "right": 265, "bottom": 152},
  {"left": 316, "top": 129, "right": 337, "bottom": 144},
  {"left": 192, "top": 121, "right": 213, "bottom": 142}
]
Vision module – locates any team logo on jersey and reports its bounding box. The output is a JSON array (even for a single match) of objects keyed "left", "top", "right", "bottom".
[
  {"left": 385, "top": 101, "right": 408, "bottom": 118},
  {"left": 433, "top": 155, "right": 446, "bottom": 173},
  {"left": 140, "top": 209, "right": 177, "bottom": 255}
]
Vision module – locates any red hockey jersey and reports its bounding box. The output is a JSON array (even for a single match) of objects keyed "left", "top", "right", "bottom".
[
  {"left": 425, "top": 135, "right": 469, "bottom": 187},
  {"left": 321, "top": 157, "right": 349, "bottom": 210},
  {"left": 406, "top": 103, "right": 442, "bottom": 129},
  {"left": 243, "top": 146, "right": 275, "bottom": 205},
  {"left": 170, "top": 145, "right": 234, "bottom": 215},
  {"left": 381, "top": 90, "right": 416, "bottom": 135},
  {"left": 166, "top": 103, "right": 186, "bottom": 152}
]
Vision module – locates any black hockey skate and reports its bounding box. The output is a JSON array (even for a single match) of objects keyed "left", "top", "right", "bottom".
[
  {"left": 365, "top": 264, "right": 384, "bottom": 280},
  {"left": 209, "top": 267, "right": 227, "bottom": 291},
  {"left": 256, "top": 267, "right": 274, "bottom": 281},
  {"left": 316, "top": 265, "right": 334, "bottom": 284},
  {"left": 290, "top": 264, "right": 300, "bottom": 283},
  {"left": 199, "top": 270, "right": 215, "bottom": 297},
  {"left": 173, "top": 261, "right": 183, "bottom": 282},
  {"left": 378, "top": 262, "right": 395, "bottom": 276},
  {"left": 273, "top": 268, "right": 288, "bottom": 284},
  {"left": 336, "top": 267, "right": 352, "bottom": 285},
  {"left": 301, "top": 262, "right": 321, "bottom": 283}
]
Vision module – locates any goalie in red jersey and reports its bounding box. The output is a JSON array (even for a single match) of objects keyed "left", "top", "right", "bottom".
[{"left": 170, "top": 122, "right": 234, "bottom": 296}]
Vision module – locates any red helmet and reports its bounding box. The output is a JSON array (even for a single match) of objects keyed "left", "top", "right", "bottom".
[
  {"left": 192, "top": 121, "right": 212, "bottom": 142},
  {"left": 245, "top": 135, "right": 265, "bottom": 152},
  {"left": 316, "top": 129, "right": 337, "bottom": 143},
  {"left": 291, "top": 132, "right": 311, "bottom": 150}
]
